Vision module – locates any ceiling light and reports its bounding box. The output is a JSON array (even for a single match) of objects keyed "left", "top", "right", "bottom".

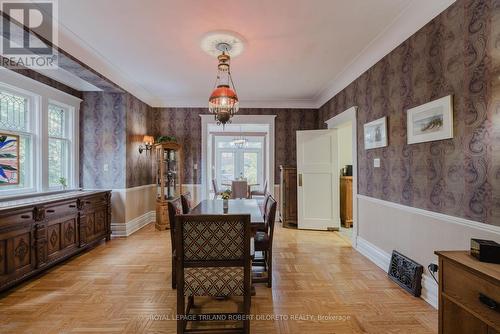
[{"left": 208, "top": 43, "right": 239, "bottom": 127}]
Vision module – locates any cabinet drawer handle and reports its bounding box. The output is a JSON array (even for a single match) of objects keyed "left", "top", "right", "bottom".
[
  {"left": 20, "top": 215, "right": 31, "bottom": 219},
  {"left": 85, "top": 201, "right": 91, "bottom": 204},
  {"left": 46, "top": 209, "right": 55, "bottom": 213},
  {"left": 69, "top": 204, "right": 76, "bottom": 208},
  {"left": 479, "top": 293, "right": 499, "bottom": 311}
]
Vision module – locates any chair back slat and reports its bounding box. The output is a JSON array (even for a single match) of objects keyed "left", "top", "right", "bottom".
[
  {"left": 231, "top": 180, "right": 248, "bottom": 199},
  {"left": 265, "top": 197, "right": 277, "bottom": 239},
  {"left": 180, "top": 192, "right": 193, "bottom": 214},
  {"left": 167, "top": 197, "right": 183, "bottom": 250},
  {"left": 212, "top": 179, "right": 219, "bottom": 194}
]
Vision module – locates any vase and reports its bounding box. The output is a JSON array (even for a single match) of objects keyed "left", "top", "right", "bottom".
[{"left": 223, "top": 199, "right": 229, "bottom": 211}]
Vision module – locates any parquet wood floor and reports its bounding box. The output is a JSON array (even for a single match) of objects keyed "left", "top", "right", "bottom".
[{"left": 0, "top": 223, "right": 437, "bottom": 334}]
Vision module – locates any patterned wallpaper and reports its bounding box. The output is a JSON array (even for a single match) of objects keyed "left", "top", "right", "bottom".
[
  {"left": 80, "top": 92, "right": 154, "bottom": 189},
  {"left": 80, "top": 92, "right": 127, "bottom": 189},
  {"left": 151, "top": 107, "right": 318, "bottom": 184},
  {"left": 318, "top": 0, "right": 500, "bottom": 226},
  {"left": 125, "top": 94, "right": 154, "bottom": 188}
]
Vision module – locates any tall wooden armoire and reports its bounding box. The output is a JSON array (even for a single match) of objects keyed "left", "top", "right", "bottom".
[{"left": 280, "top": 165, "right": 297, "bottom": 228}]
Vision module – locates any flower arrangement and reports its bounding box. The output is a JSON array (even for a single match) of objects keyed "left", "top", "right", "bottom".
[
  {"left": 156, "top": 135, "right": 177, "bottom": 144},
  {"left": 221, "top": 189, "right": 232, "bottom": 200}
]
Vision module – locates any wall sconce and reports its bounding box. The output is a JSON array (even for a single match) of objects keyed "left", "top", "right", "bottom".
[{"left": 139, "top": 135, "right": 154, "bottom": 154}]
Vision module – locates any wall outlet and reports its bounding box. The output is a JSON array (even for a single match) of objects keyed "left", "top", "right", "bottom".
[
  {"left": 374, "top": 158, "right": 380, "bottom": 168},
  {"left": 194, "top": 163, "right": 198, "bottom": 170},
  {"left": 103, "top": 164, "right": 109, "bottom": 172}
]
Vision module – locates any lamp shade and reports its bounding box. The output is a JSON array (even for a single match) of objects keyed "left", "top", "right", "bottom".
[
  {"left": 208, "top": 85, "right": 239, "bottom": 113},
  {"left": 143, "top": 135, "right": 154, "bottom": 145}
]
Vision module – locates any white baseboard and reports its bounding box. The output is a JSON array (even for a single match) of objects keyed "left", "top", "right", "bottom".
[
  {"left": 111, "top": 211, "right": 155, "bottom": 237},
  {"left": 355, "top": 236, "right": 438, "bottom": 309}
]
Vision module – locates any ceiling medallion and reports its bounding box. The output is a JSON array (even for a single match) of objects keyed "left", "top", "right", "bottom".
[{"left": 203, "top": 32, "right": 244, "bottom": 127}]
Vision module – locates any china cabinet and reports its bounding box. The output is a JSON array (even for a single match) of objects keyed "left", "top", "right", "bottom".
[{"left": 155, "top": 142, "right": 183, "bottom": 230}]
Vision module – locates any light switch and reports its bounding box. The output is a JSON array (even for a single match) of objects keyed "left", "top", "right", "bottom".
[
  {"left": 194, "top": 163, "right": 198, "bottom": 170},
  {"left": 103, "top": 164, "right": 109, "bottom": 172},
  {"left": 374, "top": 158, "right": 380, "bottom": 168}
]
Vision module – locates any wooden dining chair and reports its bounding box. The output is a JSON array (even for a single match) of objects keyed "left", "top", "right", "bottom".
[
  {"left": 167, "top": 197, "right": 183, "bottom": 289},
  {"left": 232, "top": 180, "right": 248, "bottom": 199},
  {"left": 176, "top": 214, "right": 252, "bottom": 334},
  {"left": 212, "top": 179, "right": 224, "bottom": 200},
  {"left": 253, "top": 196, "right": 277, "bottom": 288},
  {"left": 180, "top": 192, "right": 193, "bottom": 214},
  {"left": 250, "top": 180, "right": 268, "bottom": 199}
]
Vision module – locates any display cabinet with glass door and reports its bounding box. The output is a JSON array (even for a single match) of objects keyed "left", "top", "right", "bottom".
[{"left": 154, "top": 142, "right": 183, "bottom": 230}]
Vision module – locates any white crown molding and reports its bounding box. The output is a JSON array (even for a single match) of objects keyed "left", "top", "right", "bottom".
[
  {"left": 154, "top": 97, "right": 318, "bottom": 109},
  {"left": 356, "top": 236, "right": 438, "bottom": 309},
  {"left": 53, "top": 1, "right": 454, "bottom": 109},
  {"left": 56, "top": 24, "right": 159, "bottom": 105},
  {"left": 357, "top": 194, "right": 500, "bottom": 235},
  {"left": 313, "top": 0, "right": 457, "bottom": 109}
]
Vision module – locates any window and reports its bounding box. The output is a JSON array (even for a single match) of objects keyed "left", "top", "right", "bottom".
[
  {"left": 0, "top": 74, "right": 80, "bottom": 197},
  {"left": 48, "top": 104, "right": 70, "bottom": 188},
  {"left": 0, "top": 89, "right": 33, "bottom": 191},
  {"left": 214, "top": 136, "right": 264, "bottom": 188}
]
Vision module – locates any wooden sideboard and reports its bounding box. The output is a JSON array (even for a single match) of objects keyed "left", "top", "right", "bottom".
[
  {"left": 340, "top": 176, "right": 353, "bottom": 228},
  {"left": 0, "top": 190, "right": 111, "bottom": 293},
  {"left": 435, "top": 251, "right": 500, "bottom": 334},
  {"left": 280, "top": 166, "right": 297, "bottom": 228}
]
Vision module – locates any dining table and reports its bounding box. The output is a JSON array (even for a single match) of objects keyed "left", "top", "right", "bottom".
[{"left": 189, "top": 199, "right": 264, "bottom": 232}]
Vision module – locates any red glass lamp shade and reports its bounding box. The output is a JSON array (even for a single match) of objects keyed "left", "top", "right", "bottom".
[{"left": 209, "top": 84, "right": 239, "bottom": 125}]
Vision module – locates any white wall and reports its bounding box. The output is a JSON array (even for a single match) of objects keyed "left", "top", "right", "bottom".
[
  {"left": 356, "top": 194, "right": 500, "bottom": 308},
  {"left": 337, "top": 123, "right": 353, "bottom": 169}
]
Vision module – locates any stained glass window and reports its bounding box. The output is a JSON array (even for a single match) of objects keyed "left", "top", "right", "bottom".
[
  {"left": 0, "top": 90, "right": 31, "bottom": 190},
  {"left": 0, "top": 91, "right": 28, "bottom": 131}
]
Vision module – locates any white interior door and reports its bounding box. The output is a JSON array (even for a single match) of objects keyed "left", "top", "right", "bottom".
[{"left": 297, "top": 129, "right": 340, "bottom": 230}]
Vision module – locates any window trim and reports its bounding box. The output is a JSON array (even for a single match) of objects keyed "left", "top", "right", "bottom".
[
  {"left": 0, "top": 70, "right": 81, "bottom": 198},
  {"left": 47, "top": 100, "right": 75, "bottom": 190}
]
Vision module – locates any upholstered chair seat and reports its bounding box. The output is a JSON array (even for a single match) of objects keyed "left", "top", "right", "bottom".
[{"left": 184, "top": 267, "right": 244, "bottom": 296}]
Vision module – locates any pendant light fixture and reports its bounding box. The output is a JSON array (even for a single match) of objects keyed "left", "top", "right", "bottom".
[
  {"left": 208, "top": 42, "right": 239, "bottom": 127},
  {"left": 232, "top": 125, "right": 248, "bottom": 149}
]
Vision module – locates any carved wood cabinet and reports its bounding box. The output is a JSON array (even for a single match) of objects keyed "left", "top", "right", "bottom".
[
  {"left": 0, "top": 190, "right": 111, "bottom": 292},
  {"left": 279, "top": 166, "right": 297, "bottom": 228}
]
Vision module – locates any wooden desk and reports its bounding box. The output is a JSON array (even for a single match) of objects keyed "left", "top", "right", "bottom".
[{"left": 190, "top": 199, "right": 264, "bottom": 231}]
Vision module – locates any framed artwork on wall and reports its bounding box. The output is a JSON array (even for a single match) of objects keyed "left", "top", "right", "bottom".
[
  {"left": 364, "top": 116, "right": 387, "bottom": 150},
  {"left": 0, "top": 133, "right": 20, "bottom": 185},
  {"left": 407, "top": 95, "right": 453, "bottom": 145}
]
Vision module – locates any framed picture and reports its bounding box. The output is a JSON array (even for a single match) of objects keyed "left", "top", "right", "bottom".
[
  {"left": 407, "top": 95, "right": 453, "bottom": 145},
  {"left": 364, "top": 117, "right": 387, "bottom": 150},
  {"left": 0, "top": 133, "right": 20, "bottom": 185}
]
